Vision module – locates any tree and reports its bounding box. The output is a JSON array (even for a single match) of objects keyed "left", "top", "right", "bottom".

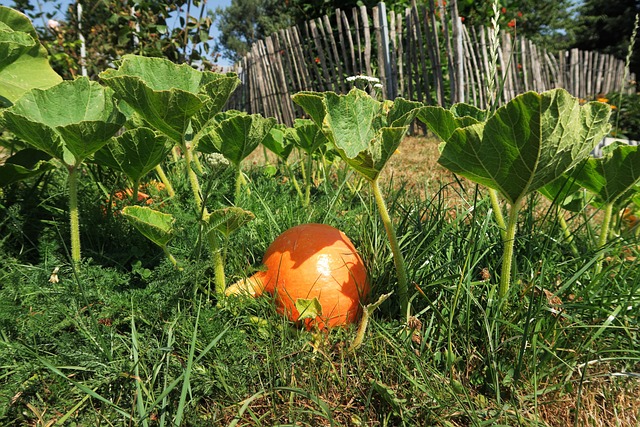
[
  {"left": 457, "top": 0, "right": 576, "bottom": 50},
  {"left": 571, "top": 0, "right": 640, "bottom": 84},
  {"left": 10, "top": 0, "right": 220, "bottom": 79}
]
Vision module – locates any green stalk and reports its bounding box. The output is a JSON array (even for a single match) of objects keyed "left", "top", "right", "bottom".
[
  {"left": 131, "top": 178, "right": 139, "bottom": 204},
  {"left": 285, "top": 163, "right": 304, "bottom": 203},
  {"left": 499, "top": 197, "right": 522, "bottom": 299},
  {"left": 234, "top": 165, "right": 248, "bottom": 201},
  {"left": 182, "top": 141, "right": 204, "bottom": 213},
  {"left": 558, "top": 211, "right": 580, "bottom": 257},
  {"left": 154, "top": 164, "right": 175, "bottom": 197},
  {"left": 488, "top": 188, "right": 507, "bottom": 240},
  {"left": 162, "top": 246, "right": 179, "bottom": 269},
  {"left": 304, "top": 153, "right": 313, "bottom": 207},
  {"left": 207, "top": 232, "right": 226, "bottom": 295},
  {"left": 68, "top": 166, "right": 81, "bottom": 267},
  {"left": 371, "top": 177, "right": 409, "bottom": 318},
  {"left": 183, "top": 139, "right": 227, "bottom": 291},
  {"left": 595, "top": 202, "right": 614, "bottom": 274}
]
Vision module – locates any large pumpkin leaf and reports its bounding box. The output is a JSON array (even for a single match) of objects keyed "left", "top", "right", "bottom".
[
  {"left": 285, "top": 119, "right": 328, "bottom": 155},
  {"left": 122, "top": 206, "right": 174, "bottom": 248},
  {"left": 94, "top": 128, "right": 172, "bottom": 184},
  {"left": 100, "top": 55, "right": 239, "bottom": 142},
  {"left": 196, "top": 112, "right": 276, "bottom": 167},
  {"left": 538, "top": 175, "right": 587, "bottom": 213},
  {"left": 0, "top": 21, "right": 36, "bottom": 66},
  {"left": 205, "top": 207, "right": 255, "bottom": 238},
  {"left": 261, "top": 125, "right": 293, "bottom": 161},
  {"left": 292, "top": 88, "right": 419, "bottom": 181},
  {"left": 1, "top": 78, "right": 125, "bottom": 166},
  {"left": 438, "top": 89, "right": 611, "bottom": 204},
  {"left": 0, "top": 7, "right": 61, "bottom": 106},
  {"left": 416, "top": 104, "right": 482, "bottom": 143},
  {"left": 0, "top": 148, "right": 54, "bottom": 186},
  {"left": 571, "top": 142, "right": 640, "bottom": 208}
]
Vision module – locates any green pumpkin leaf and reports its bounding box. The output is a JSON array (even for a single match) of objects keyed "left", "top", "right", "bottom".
[
  {"left": 100, "top": 55, "right": 239, "bottom": 142},
  {"left": 295, "top": 297, "right": 323, "bottom": 321},
  {"left": 0, "top": 7, "right": 61, "bottom": 106},
  {"left": 450, "top": 103, "right": 487, "bottom": 122},
  {"left": 415, "top": 105, "right": 481, "bottom": 143},
  {"left": 292, "top": 88, "right": 418, "bottom": 181},
  {"left": 205, "top": 206, "right": 255, "bottom": 238},
  {"left": 571, "top": 143, "right": 640, "bottom": 208},
  {"left": 122, "top": 206, "right": 174, "bottom": 248},
  {"left": 1, "top": 78, "right": 125, "bottom": 166},
  {"left": 538, "top": 175, "right": 586, "bottom": 213},
  {"left": 437, "top": 89, "right": 611, "bottom": 204},
  {"left": 285, "top": 119, "right": 328, "bottom": 155},
  {"left": 0, "top": 148, "right": 54, "bottom": 186},
  {"left": 261, "top": 124, "right": 293, "bottom": 161},
  {"left": 94, "top": 128, "right": 172, "bottom": 184},
  {"left": 0, "top": 22, "right": 36, "bottom": 67},
  {"left": 196, "top": 111, "right": 276, "bottom": 167}
]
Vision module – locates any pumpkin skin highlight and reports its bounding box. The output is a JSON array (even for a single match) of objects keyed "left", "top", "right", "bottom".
[{"left": 231, "top": 223, "right": 369, "bottom": 329}]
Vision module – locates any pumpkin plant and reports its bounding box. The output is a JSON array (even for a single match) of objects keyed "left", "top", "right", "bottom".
[
  {"left": 568, "top": 142, "right": 640, "bottom": 271},
  {"left": 100, "top": 55, "right": 250, "bottom": 291},
  {"left": 122, "top": 205, "right": 178, "bottom": 268},
  {"left": 99, "top": 55, "right": 240, "bottom": 214},
  {"left": 93, "top": 127, "right": 173, "bottom": 203},
  {"left": 293, "top": 88, "right": 421, "bottom": 318},
  {"left": 416, "top": 88, "right": 611, "bottom": 299},
  {"left": 227, "top": 223, "right": 369, "bottom": 329},
  {"left": 283, "top": 119, "right": 330, "bottom": 207},
  {"left": 196, "top": 110, "right": 276, "bottom": 201},
  {"left": 0, "top": 78, "right": 125, "bottom": 267},
  {"left": 261, "top": 124, "right": 304, "bottom": 199}
]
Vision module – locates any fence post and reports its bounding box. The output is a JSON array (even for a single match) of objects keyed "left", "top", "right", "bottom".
[{"left": 377, "top": 2, "right": 394, "bottom": 99}]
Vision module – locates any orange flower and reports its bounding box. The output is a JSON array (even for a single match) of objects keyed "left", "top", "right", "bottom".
[
  {"left": 507, "top": 19, "right": 516, "bottom": 28},
  {"left": 597, "top": 97, "right": 608, "bottom": 103}
]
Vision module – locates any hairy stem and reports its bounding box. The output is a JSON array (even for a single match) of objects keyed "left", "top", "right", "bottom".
[
  {"left": 234, "top": 165, "right": 248, "bottom": 201},
  {"left": 68, "top": 166, "right": 81, "bottom": 267},
  {"left": 499, "top": 197, "right": 522, "bottom": 299},
  {"left": 182, "top": 141, "right": 204, "bottom": 214},
  {"left": 154, "top": 164, "right": 175, "bottom": 197},
  {"left": 558, "top": 211, "right": 580, "bottom": 257},
  {"left": 595, "top": 202, "right": 614, "bottom": 274},
  {"left": 285, "top": 162, "right": 304, "bottom": 203},
  {"left": 305, "top": 153, "right": 313, "bottom": 207},
  {"left": 371, "top": 178, "right": 409, "bottom": 318},
  {"left": 162, "top": 246, "right": 179, "bottom": 269},
  {"left": 207, "top": 232, "right": 226, "bottom": 295},
  {"left": 488, "top": 188, "right": 507, "bottom": 240}
]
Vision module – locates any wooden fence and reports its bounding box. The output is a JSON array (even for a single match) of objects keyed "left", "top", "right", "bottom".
[{"left": 227, "top": 0, "right": 636, "bottom": 125}]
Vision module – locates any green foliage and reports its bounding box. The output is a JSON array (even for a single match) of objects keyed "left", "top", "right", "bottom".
[
  {"left": 436, "top": 89, "right": 611, "bottom": 205},
  {"left": 608, "top": 91, "right": 640, "bottom": 140},
  {"left": 572, "top": 0, "right": 640, "bottom": 79},
  {"left": 16, "top": 0, "right": 219, "bottom": 79},
  {"left": 458, "top": 0, "right": 576, "bottom": 50}
]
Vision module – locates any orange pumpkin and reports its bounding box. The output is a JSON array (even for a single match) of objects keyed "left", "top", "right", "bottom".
[{"left": 227, "top": 223, "right": 369, "bottom": 329}]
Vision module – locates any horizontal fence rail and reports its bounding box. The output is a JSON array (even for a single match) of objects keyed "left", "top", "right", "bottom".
[{"left": 226, "top": 0, "right": 636, "bottom": 126}]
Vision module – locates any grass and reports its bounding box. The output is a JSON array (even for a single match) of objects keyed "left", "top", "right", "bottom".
[{"left": 0, "top": 135, "right": 639, "bottom": 426}]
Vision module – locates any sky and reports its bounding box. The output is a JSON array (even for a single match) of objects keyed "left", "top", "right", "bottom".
[{"left": 0, "top": 0, "right": 233, "bottom": 65}]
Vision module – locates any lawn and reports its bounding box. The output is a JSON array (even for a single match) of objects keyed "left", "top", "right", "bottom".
[{"left": 1, "top": 133, "right": 638, "bottom": 426}]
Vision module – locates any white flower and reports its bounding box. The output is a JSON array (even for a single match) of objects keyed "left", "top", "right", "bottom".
[
  {"left": 48, "top": 19, "right": 60, "bottom": 30},
  {"left": 346, "top": 75, "right": 380, "bottom": 84},
  {"left": 373, "top": 83, "right": 383, "bottom": 89}
]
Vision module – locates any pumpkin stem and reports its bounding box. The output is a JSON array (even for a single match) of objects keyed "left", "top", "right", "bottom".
[{"left": 225, "top": 273, "right": 266, "bottom": 297}]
